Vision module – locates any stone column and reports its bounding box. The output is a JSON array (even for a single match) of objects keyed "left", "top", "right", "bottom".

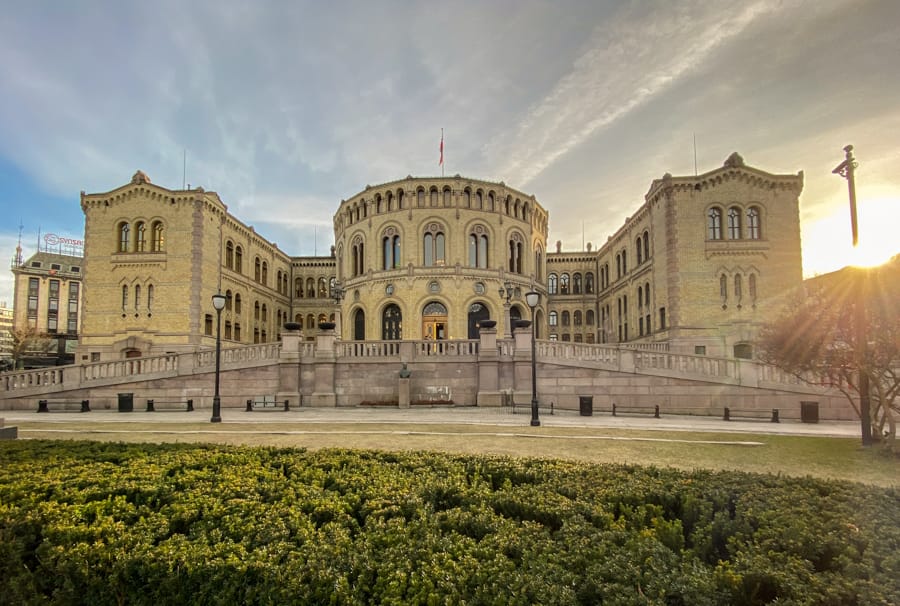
[
  {"left": 476, "top": 325, "right": 501, "bottom": 406},
  {"left": 276, "top": 325, "right": 302, "bottom": 406},
  {"left": 309, "top": 326, "right": 337, "bottom": 407}
]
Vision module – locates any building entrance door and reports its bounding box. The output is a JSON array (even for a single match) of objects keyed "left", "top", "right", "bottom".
[{"left": 422, "top": 301, "right": 448, "bottom": 340}]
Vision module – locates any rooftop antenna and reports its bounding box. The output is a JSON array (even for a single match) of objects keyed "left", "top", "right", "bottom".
[
  {"left": 14, "top": 221, "right": 23, "bottom": 266},
  {"left": 693, "top": 133, "right": 698, "bottom": 176}
]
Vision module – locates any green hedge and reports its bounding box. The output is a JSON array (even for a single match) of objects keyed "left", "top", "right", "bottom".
[{"left": 1, "top": 441, "right": 897, "bottom": 605}]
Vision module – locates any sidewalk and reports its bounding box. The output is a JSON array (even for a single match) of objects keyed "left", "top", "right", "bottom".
[{"left": 1, "top": 405, "right": 862, "bottom": 439}]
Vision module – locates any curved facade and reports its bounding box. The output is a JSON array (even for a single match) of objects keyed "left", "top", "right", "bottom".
[{"left": 332, "top": 176, "right": 549, "bottom": 341}]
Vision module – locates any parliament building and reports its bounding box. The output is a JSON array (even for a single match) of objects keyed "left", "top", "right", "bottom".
[{"left": 74, "top": 152, "right": 803, "bottom": 363}]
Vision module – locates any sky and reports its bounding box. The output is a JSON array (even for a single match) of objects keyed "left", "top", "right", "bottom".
[{"left": 1, "top": 0, "right": 898, "bottom": 307}]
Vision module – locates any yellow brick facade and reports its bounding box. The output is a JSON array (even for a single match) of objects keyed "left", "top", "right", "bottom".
[{"left": 76, "top": 153, "right": 802, "bottom": 361}]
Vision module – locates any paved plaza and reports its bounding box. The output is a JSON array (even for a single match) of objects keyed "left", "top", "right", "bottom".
[{"left": 2, "top": 405, "right": 861, "bottom": 438}]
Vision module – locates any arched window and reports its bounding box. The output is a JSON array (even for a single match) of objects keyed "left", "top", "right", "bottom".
[
  {"left": 644, "top": 282, "right": 650, "bottom": 307},
  {"left": 254, "top": 257, "right": 261, "bottom": 282},
  {"left": 318, "top": 278, "right": 328, "bottom": 298},
  {"left": 549, "top": 311, "right": 558, "bottom": 326},
  {"left": 261, "top": 261, "right": 268, "bottom": 286},
  {"left": 548, "top": 273, "right": 558, "bottom": 295},
  {"left": 749, "top": 273, "right": 757, "bottom": 300},
  {"left": 708, "top": 207, "right": 723, "bottom": 240},
  {"left": 234, "top": 293, "right": 242, "bottom": 314},
  {"left": 734, "top": 274, "right": 743, "bottom": 300},
  {"left": 534, "top": 248, "right": 543, "bottom": 281},
  {"left": 151, "top": 221, "right": 164, "bottom": 251},
  {"left": 307, "top": 313, "right": 315, "bottom": 329},
  {"left": 727, "top": 207, "right": 742, "bottom": 239},
  {"left": 720, "top": 274, "right": 728, "bottom": 299},
  {"left": 467, "top": 302, "right": 490, "bottom": 339},
  {"left": 382, "top": 304, "right": 402, "bottom": 340},
  {"left": 417, "top": 189, "right": 425, "bottom": 207},
  {"left": 443, "top": 188, "right": 451, "bottom": 207},
  {"left": 352, "top": 237, "right": 365, "bottom": 277},
  {"left": 205, "top": 314, "right": 213, "bottom": 336},
  {"left": 474, "top": 191, "right": 483, "bottom": 210},
  {"left": 637, "top": 286, "right": 643, "bottom": 309},
  {"left": 306, "top": 278, "right": 315, "bottom": 298},
  {"left": 386, "top": 191, "right": 393, "bottom": 211},
  {"left": 295, "top": 278, "right": 303, "bottom": 297},
  {"left": 382, "top": 228, "right": 401, "bottom": 269},
  {"left": 121, "top": 285, "right": 128, "bottom": 309},
  {"left": 254, "top": 301, "right": 260, "bottom": 321},
  {"left": 430, "top": 188, "right": 439, "bottom": 207},
  {"left": 585, "top": 272, "right": 595, "bottom": 294},
  {"left": 586, "top": 310, "right": 595, "bottom": 325},
  {"left": 235, "top": 246, "right": 243, "bottom": 273},
  {"left": 118, "top": 222, "right": 130, "bottom": 252},
  {"left": 561, "top": 311, "right": 570, "bottom": 326},
  {"left": 225, "top": 290, "right": 233, "bottom": 312},
  {"left": 353, "top": 309, "right": 366, "bottom": 340},
  {"left": 423, "top": 225, "right": 445, "bottom": 266},
  {"left": 636, "top": 236, "right": 643, "bottom": 265},
  {"left": 261, "top": 304, "right": 268, "bottom": 322},
  {"left": 468, "top": 228, "right": 488, "bottom": 268},
  {"left": 734, "top": 343, "right": 753, "bottom": 359},
  {"left": 136, "top": 222, "right": 146, "bottom": 252},
  {"left": 560, "top": 273, "right": 570, "bottom": 295},
  {"left": 573, "top": 273, "right": 582, "bottom": 295},
  {"left": 462, "top": 189, "right": 471, "bottom": 208},
  {"left": 134, "top": 284, "right": 141, "bottom": 309},
  {"left": 486, "top": 192, "right": 495, "bottom": 211},
  {"left": 643, "top": 231, "right": 650, "bottom": 261},
  {"left": 747, "top": 207, "right": 761, "bottom": 239},
  {"left": 574, "top": 310, "right": 582, "bottom": 326},
  {"left": 375, "top": 194, "right": 383, "bottom": 213},
  {"left": 226, "top": 241, "right": 234, "bottom": 269}
]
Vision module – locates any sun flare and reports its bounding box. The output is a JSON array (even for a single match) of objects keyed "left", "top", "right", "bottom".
[{"left": 803, "top": 196, "right": 900, "bottom": 276}]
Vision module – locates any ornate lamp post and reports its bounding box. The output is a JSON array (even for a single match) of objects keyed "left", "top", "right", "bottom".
[
  {"left": 525, "top": 290, "right": 541, "bottom": 427},
  {"left": 330, "top": 279, "right": 345, "bottom": 335},
  {"left": 833, "top": 145, "right": 872, "bottom": 446},
  {"left": 499, "top": 280, "right": 520, "bottom": 338},
  {"left": 210, "top": 292, "right": 226, "bottom": 423}
]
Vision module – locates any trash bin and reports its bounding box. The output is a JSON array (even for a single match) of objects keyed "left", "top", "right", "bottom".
[
  {"left": 800, "top": 401, "right": 819, "bottom": 424},
  {"left": 117, "top": 393, "right": 134, "bottom": 413},
  {"left": 579, "top": 396, "right": 593, "bottom": 416}
]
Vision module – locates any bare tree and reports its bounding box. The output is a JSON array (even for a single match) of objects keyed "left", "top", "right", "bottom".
[{"left": 758, "top": 259, "right": 900, "bottom": 448}]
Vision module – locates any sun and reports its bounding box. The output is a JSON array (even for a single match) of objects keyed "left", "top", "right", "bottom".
[{"left": 803, "top": 196, "right": 900, "bottom": 276}]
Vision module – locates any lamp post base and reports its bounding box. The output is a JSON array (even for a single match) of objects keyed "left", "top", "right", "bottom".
[
  {"left": 211, "top": 396, "right": 222, "bottom": 423},
  {"left": 530, "top": 399, "right": 541, "bottom": 426}
]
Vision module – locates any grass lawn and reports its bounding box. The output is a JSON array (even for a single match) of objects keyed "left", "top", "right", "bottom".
[{"left": 14, "top": 419, "right": 899, "bottom": 487}]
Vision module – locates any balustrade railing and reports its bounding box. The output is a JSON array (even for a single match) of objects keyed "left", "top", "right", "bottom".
[
  {"left": 2, "top": 367, "right": 64, "bottom": 391},
  {"left": 81, "top": 354, "right": 180, "bottom": 382},
  {"left": 413, "top": 340, "right": 479, "bottom": 357},
  {"left": 634, "top": 351, "right": 738, "bottom": 379},
  {"left": 338, "top": 341, "right": 402, "bottom": 358},
  {"left": 196, "top": 342, "right": 281, "bottom": 368}
]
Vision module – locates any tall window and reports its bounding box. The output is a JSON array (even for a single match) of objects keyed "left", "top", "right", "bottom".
[
  {"left": 382, "top": 304, "right": 402, "bottom": 340},
  {"left": 235, "top": 246, "right": 243, "bottom": 273},
  {"left": 508, "top": 234, "right": 523, "bottom": 273},
  {"left": 585, "top": 272, "right": 595, "bottom": 294},
  {"left": 573, "top": 273, "right": 582, "bottom": 295},
  {"left": 636, "top": 236, "right": 643, "bottom": 264},
  {"left": 561, "top": 311, "right": 570, "bottom": 326},
  {"left": 417, "top": 189, "right": 425, "bottom": 207},
  {"left": 352, "top": 237, "right": 365, "bottom": 276},
  {"left": 255, "top": 258, "right": 261, "bottom": 282},
  {"left": 560, "top": 273, "right": 570, "bottom": 295},
  {"left": 734, "top": 274, "right": 743, "bottom": 300},
  {"left": 430, "top": 188, "right": 439, "bottom": 207},
  {"left": 749, "top": 273, "right": 758, "bottom": 300},
  {"left": 121, "top": 285, "right": 128, "bottom": 310},
  {"left": 136, "top": 222, "right": 146, "bottom": 252},
  {"left": 147, "top": 284, "right": 154, "bottom": 312},
  {"left": 720, "top": 274, "right": 728, "bottom": 299},
  {"left": 708, "top": 208, "right": 723, "bottom": 240},
  {"left": 226, "top": 241, "right": 234, "bottom": 269},
  {"left": 574, "top": 310, "right": 582, "bottom": 326},
  {"left": 67, "top": 282, "right": 79, "bottom": 333},
  {"left": 424, "top": 225, "right": 445, "bottom": 266},
  {"left": 234, "top": 293, "right": 242, "bottom": 314},
  {"left": 383, "top": 229, "right": 401, "bottom": 269},
  {"left": 727, "top": 207, "right": 742, "bottom": 239},
  {"left": 443, "top": 188, "right": 451, "bottom": 207},
  {"left": 134, "top": 284, "right": 141, "bottom": 310},
  {"left": 548, "top": 274, "right": 558, "bottom": 295},
  {"left": 747, "top": 207, "right": 761, "bottom": 239},
  {"left": 205, "top": 314, "right": 213, "bottom": 336},
  {"left": 118, "top": 222, "right": 130, "bottom": 252},
  {"left": 261, "top": 262, "right": 268, "bottom": 286},
  {"left": 549, "top": 311, "right": 558, "bottom": 326},
  {"left": 151, "top": 221, "right": 164, "bottom": 251},
  {"left": 468, "top": 229, "right": 488, "bottom": 268},
  {"left": 47, "top": 279, "right": 59, "bottom": 332}
]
